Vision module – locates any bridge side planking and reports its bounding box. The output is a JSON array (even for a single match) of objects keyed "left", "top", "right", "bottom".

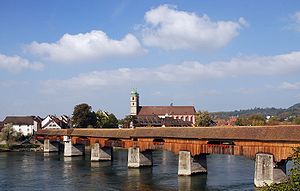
[{"left": 36, "top": 125, "right": 300, "bottom": 161}]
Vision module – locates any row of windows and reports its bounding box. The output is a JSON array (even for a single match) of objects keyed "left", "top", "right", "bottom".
[{"left": 174, "top": 116, "right": 194, "bottom": 121}]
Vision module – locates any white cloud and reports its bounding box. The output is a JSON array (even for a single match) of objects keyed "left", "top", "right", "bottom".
[
  {"left": 0, "top": 80, "right": 16, "bottom": 88},
  {"left": 42, "top": 51, "right": 300, "bottom": 92},
  {"left": 287, "top": 11, "right": 300, "bottom": 32},
  {"left": 199, "top": 89, "right": 221, "bottom": 96},
  {"left": 42, "top": 68, "right": 151, "bottom": 93},
  {"left": 279, "top": 82, "right": 300, "bottom": 90},
  {"left": 0, "top": 53, "right": 43, "bottom": 73},
  {"left": 233, "top": 88, "right": 258, "bottom": 94},
  {"left": 141, "top": 4, "right": 246, "bottom": 50},
  {"left": 294, "top": 12, "right": 300, "bottom": 22},
  {"left": 293, "top": 11, "right": 300, "bottom": 31},
  {"left": 152, "top": 51, "right": 300, "bottom": 81},
  {"left": 26, "top": 30, "right": 145, "bottom": 63}
]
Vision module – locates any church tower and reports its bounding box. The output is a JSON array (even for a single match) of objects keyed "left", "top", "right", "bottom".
[{"left": 130, "top": 89, "right": 139, "bottom": 115}]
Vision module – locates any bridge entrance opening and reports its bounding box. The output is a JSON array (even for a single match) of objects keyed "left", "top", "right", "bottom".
[
  {"left": 207, "top": 141, "right": 235, "bottom": 155},
  {"left": 105, "top": 138, "right": 123, "bottom": 147},
  {"left": 207, "top": 141, "right": 235, "bottom": 145},
  {"left": 76, "top": 137, "right": 90, "bottom": 146},
  {"left": 153, "top": 138, "right": 165, "bottom": 150},
  {"left": 153, "top": 138, "right": 165, "bottom": 144}
]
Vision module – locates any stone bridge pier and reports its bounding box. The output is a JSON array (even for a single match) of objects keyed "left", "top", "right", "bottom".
[
  {"left": 91, "top": 143, "right": 112, "bottom": 161},
  {"left": 63, "top": 136, "right": 85, "bottom": 157},
  {"left": 127, "top": 147, "right": 153, "bottom": 168},
  {"left": 178, "top": 151, "right": 207, "bottom": 175},
  {"left": 254, "top": 153, "right": 287, "bottom": 187},
  {"left": 44, "top": 139, "right": 60, "bottom": 152}
]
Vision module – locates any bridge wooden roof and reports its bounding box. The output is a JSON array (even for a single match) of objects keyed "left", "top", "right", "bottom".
[
  {"left": 36, "top": 125, "right": 300, "bottom": 142},
  {"left": 131, "top": 126, "right": 300, "bottom": 142}
]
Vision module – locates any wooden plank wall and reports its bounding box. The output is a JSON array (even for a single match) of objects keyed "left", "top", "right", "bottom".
[
  {"left": 126, "top": 138, "right": 300, "bottom": 161},
  {"left": 47, "top": 136, "right": 300, "bottom": 161}
]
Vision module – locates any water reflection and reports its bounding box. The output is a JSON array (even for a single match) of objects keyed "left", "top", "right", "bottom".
[
  {"left": 0, "top": 150, "right": 255, "bottom": 191},
  {"left": 206, "top": 154, "right": 254, "bottom": 191},
  {"left": 63, "top": 156, "right": 84, "bottom": 161},
  {"left": 178, "top": 175, "right": 207, "bottom": 191},
  {"left": 178, "top": 176, "right": 191, "bottom": 191},
  {"left": 90, "top": 161, "right": 111, "bottom": 168}
]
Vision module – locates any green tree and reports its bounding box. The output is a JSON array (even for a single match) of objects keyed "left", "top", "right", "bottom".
[
  {"left": 249, "top": 114, "right": 266, "bottom": 126},
  {"left": 235, "top": 114, "right": 266, "bottom": 126},
  {"left": 95, "top": 110, "right": 109, "bottom": 128},
  {"left": 195, "top": 111, "right": 214, "bottom": 127},
  {"left": 0, "top": 123, "right": 21, "bottom": 148},
  {"left": 102, "top": 114, "right": 118, "bottom": 128},
  {"left": 262, "top": 147, "right": 300, "bottom": 191},
  {"left": 267, "top": 116, "right": 281, "bottom": 125},
  {"left": 72, "top": 103, "right": 97, "bottom": 128},
  {"left": 293, "top": 117, "right": 300, "bottom": 125},
  {"left": 121, "top": 115, "right": 137, "bottom": 128},
  {"left": 95, "top": 110, "right": 119, "bottom": 128},
  {"left": 235, "top": 116, "right": 250, "bottom": 126}
]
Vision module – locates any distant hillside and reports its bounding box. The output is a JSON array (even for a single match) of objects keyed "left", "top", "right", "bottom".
[{"left": 211, "top": 103, "right": 300, "bottom": 119}]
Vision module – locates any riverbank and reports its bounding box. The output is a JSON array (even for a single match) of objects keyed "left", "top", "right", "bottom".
[{"left": 0, "top": 144, "right": 41, "bottom": 152}]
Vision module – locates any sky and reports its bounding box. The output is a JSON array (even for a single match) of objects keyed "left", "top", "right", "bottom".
[{"left": 1, "top": 0, "right": 300, "bottom": 120}]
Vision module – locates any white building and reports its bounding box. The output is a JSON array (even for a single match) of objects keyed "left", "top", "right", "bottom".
[{"left": 3, "top": 116, "right": 41, "bottom": 136}]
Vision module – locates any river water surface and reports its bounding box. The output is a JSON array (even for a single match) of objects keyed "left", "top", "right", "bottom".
[{"left": 0, "top": 149, "right": 255, "bottom": 191}]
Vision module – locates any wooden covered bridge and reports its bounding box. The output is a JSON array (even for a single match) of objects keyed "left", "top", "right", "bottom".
[{"left": 36, "top": 125, "right": 300, "bottom": 187}]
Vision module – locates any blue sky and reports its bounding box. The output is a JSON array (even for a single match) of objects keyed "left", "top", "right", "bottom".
[{"left": 1, "top": 0, "right": 300, "bottom": 119}]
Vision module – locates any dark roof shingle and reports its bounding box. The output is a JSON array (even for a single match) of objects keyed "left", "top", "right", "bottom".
[
  {"left": 138, "top": 106, "right": 196, "bottom": 116},
  {"left": 3, "top": 116, "right": 34, "bottom": 125}
]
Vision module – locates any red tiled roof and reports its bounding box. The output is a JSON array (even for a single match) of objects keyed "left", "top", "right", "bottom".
[{"left": 138, "top": 106, "right": 196, "bottom": 116}]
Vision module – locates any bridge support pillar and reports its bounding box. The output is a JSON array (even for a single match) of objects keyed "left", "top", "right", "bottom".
[
  {"left": 178, "top": 151, "right": 207, "bottom": 176},
  {"left": 128, "top": 147, "right": 152, "bottom": 168},
  {"left": 91, "top": 143, "right": 112, "bottom": 161},
  {"left": 44, "top": 139, "right": 59, "bottom": 152},
  {"left": 254, "top": 153, "right": 287, "bottom": 187},
  {"left": 63, "top": 136, "right": 85, "bottom": 157}
]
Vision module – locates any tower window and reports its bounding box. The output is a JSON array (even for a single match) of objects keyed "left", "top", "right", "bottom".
[{"left": 132, "top": 97, "right": 135, "bottom": 101}]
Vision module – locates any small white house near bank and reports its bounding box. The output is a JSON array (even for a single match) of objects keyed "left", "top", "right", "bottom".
[{"left": 2, "top": 116, "right": 42, "bottom": 136}]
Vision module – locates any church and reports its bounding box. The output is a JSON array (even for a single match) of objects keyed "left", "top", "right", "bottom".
[{"left": 130, "top": 89, "right": 196, "bottom": 127}]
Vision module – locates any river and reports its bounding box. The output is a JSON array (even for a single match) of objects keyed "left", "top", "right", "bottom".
[{"left": 0, "top": 149, "right": 255, "bottom": 191}]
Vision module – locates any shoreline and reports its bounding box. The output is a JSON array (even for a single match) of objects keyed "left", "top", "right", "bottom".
[{"left": 0, "top": 144, "right": 41, "bottom": 152}]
